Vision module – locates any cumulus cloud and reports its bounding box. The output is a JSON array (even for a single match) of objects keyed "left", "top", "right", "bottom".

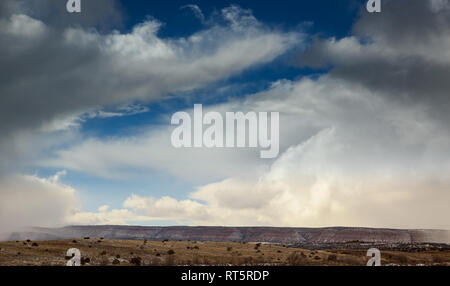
[
  {"left": 44, "top": 0, "right": 450, "bottom": 229},
  {"left": 0, "top": 172, "right": 79, "bottom": 238},
  {"left": 64, "top": 76, "right": 450, "bottom": 229},
  {"left": 0, "top": 2, "right": 303, "bottom": 230},
  {"left": 0, "top": 3, "right": 300, "bottom": 166},
  {"left": 2, "top": 0, "right": 450, "bottom": 230}
]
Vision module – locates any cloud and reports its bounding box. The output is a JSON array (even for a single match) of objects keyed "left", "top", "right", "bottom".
[
  {"left": 46, "top": 75, "right": 450, "bottom": 229},
  {"left": 3, "top": 0, "right": 450, "bottom": 230},
  {"left": 0, "top": 0, "right": 124, "bottom": 31},
  {"left": 0, "top": 4, "right": 301, "bottom": 168},
  {"left": 181, "top": 4, "right": 205, "bottom": 24},
  {"left": 299, "top": 0, "right": 450, "bottom": 123},
  {"left": 0, "top": 172, "right": 79, "bottom": 238}
]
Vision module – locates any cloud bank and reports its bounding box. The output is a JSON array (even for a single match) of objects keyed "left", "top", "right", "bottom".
[{"left": 1, "top": 0, "right": 450, "bottom": 231}]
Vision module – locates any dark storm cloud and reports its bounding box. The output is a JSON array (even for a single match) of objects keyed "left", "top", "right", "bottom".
[
  {"left": 298, "top": 0, "right": 450, "bottom": 121},
  {"left": 0, "top": 3, "right": 300, "bottom": 166},
  {"left": 0, "top": 0, "right": 123, "bottom": 31}
]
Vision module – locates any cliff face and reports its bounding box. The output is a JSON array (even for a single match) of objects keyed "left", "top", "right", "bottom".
[{"left": 6, "top": 225, "right": 450, "bottom": 244}]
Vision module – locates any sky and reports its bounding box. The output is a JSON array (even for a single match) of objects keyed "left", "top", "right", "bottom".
[{"left": 1, "top": 0, "right": 450, "bottom": 236}]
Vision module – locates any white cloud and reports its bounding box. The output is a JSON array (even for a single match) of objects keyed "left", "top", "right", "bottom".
[
  {"left": 181, "top": 4, "right": 205, "bottom": 23},
  {"left": 46, "top": 76, "right": 450, "bottom": 229},
  {"left": 3, "top": 0, "right": 450, "bottom": 230},
  {"left": 0, "top": 5, "right": 302, "bottom": 160},
  {"left": 0, "top": 172, "right": 79, "bottom": 238}
]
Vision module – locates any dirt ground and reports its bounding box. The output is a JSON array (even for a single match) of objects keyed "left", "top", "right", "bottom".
[{"left": 0, "top": 238, "right": 449, "bottom": 266}]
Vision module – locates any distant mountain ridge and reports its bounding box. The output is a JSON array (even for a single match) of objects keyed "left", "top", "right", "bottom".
[{"left": 5, "top": 225, "right": 450, "bottom": 244}]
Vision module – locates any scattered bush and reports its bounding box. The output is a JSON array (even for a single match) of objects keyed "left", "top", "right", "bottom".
[
  {"left": 227, "top": 247, "right": 232, "bottom": 252},
  {"left": 287, "top": 252, "right": 307, "bottom": 266},
  {"left": 130, "top": 257, "right": 142, "bottom": 266},
  {"left": 167, "top": 249, "right": 175, "bottom": 255},
  {"left": 80, "top": 257, "right": 90, "bottom": 265},
  {"left": 72, "top": 240, "right": 77, "bottom": 243},
  {"left": 84, "top": 237, "right": 90, "bottom": 240},
  {"left": 112, "top": 259, "right": 120, "bottom": 265},
  {"left": 31, "top": 242, "right": 38, "bottom": 247},
  {"left": 328, "top": 254, "right": 337, "bottom": 262},
  {"left": 100, "top": 251, "right": 107, "bottom": 256}
]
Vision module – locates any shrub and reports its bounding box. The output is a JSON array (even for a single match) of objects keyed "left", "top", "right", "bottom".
[
  {"left": 130, "top": 257, "right": 142, "bottom": 266},
  {"left": 167, "top": 249, "right": 175, "bottom": 255},
  {"left": 81, "top": 257, "right": 90, "bottom": 265},
  {"left": 112, "top": 259, "right": 120, "bottom": 265},
  {"left": 31, "top": 242, "right": 38, "bottom": 247},
  {"left": 287, "top": 252, "right": 307, "bottom": 266},
  {"left": 328, "top": 254, "right": 337, "bottom": 262}
]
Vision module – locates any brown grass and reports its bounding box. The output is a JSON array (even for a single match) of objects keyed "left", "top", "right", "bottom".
[{"left": 0, "top": 239, "right": 448, "bottom": 266}]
